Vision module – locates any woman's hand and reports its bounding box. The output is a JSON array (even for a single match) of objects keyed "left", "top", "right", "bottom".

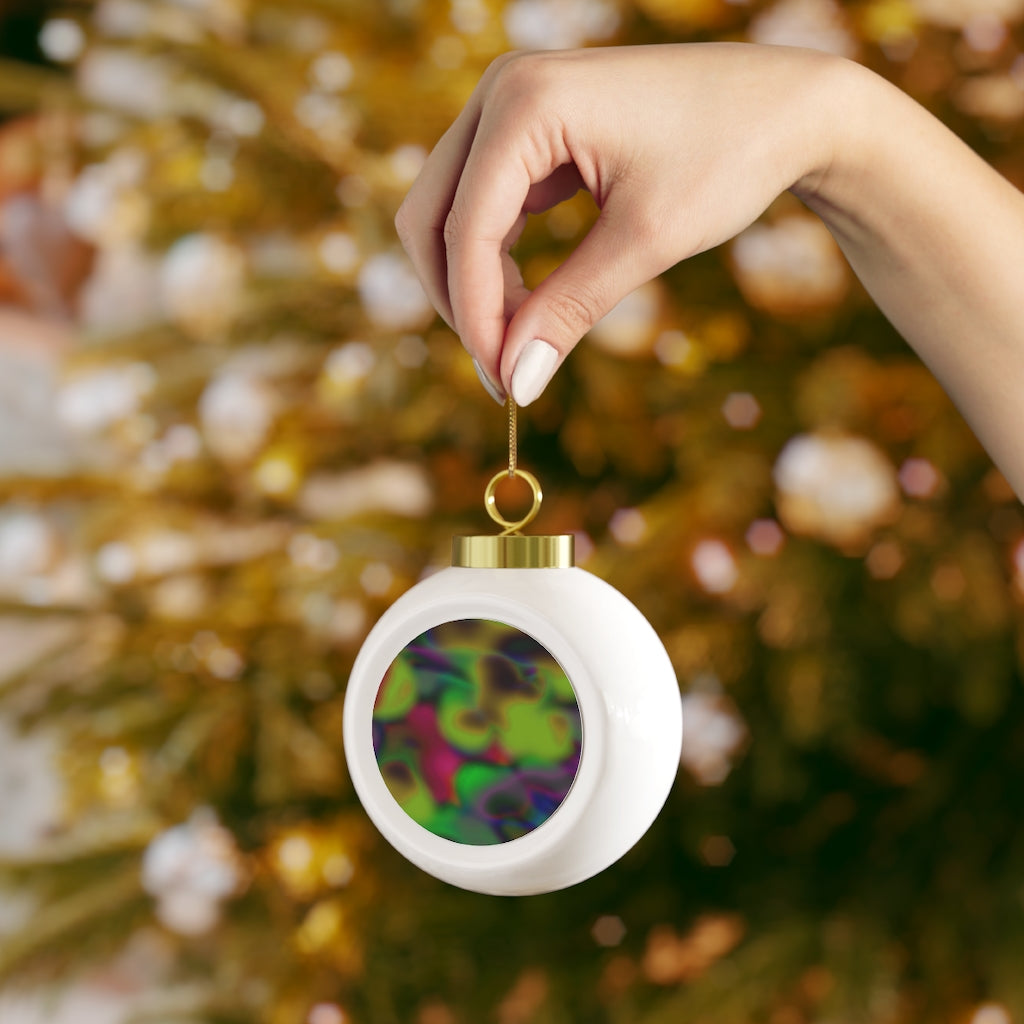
[
  {"left": 397, "top": 42, "right": 1024, "bottom": 500},
  {"left": 396, "top": 43, "right": 844, "bottom": 405}
]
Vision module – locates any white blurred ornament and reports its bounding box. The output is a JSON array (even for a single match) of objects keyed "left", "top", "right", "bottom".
[
  {"left": 298, "top": 461, "right": 432, "bottom": 520},
  {"left": 773, "top": 432, "right": 901, "bottom": 547},
  {"left": 57, "top": 363, "right": 155, "bottom": 434},
  {"left": 0, "top": 511, "right": 60, "bottom": 583},
  {"left": 357, "top": 252, "right": 434, "bottom": 331},
  {"left": 910, "top": 0, "right": 1024, "bottom": 28},
  {"left": 691, "top": 540, "right": 739, "bottom": 595},
  {"left": 141, "top": 808, "right": 242, "bottom": 936},
  {"left": 503, "top": 0, "right": 619, "bottom": 48},
  {"left": 198, "top": 372, "right": 278, "bottom": 463},
  {"left": 64, "top": 149, "right": 149, "bottom": 246},
  {"left": 589, "top": 282, "right": 662, "bottom": 358},
  {"left": 309, "top": 52, "right": 354, "bottom": 92},
  {"left": 0, "top": 716, "right": 64, "bottom": 857},
  {"left": 678, "top": 690, "right": 748, "bottom": 786},
  {"left": 160, "top": 233, "right": 246, "bottom": 338},
  {"left": 731, "top": 215, "right": 848, "bottom": 315},
  {"left": 159, "top": 232, "right": 245, "bottom": 328},
  {"left": 79, "top": 243, "right": 162, "bottom": 333},
  {"left": 77, "top": 49, "right": 176, "bottom": 118},
  {"left": 749, "top": 0, "right": 858, "bottom": 56},
  {"left": 39, "top": 18, "right": 86, "bottom": 63}
]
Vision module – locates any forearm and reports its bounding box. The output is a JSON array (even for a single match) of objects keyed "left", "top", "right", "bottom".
[{"left": 795, "top": 60, "right": 1024, "bottom": 497}]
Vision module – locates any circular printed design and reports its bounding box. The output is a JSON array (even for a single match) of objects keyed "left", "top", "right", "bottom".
[{"left": 372, "top": 619, "right": 583, "bottom": 845}]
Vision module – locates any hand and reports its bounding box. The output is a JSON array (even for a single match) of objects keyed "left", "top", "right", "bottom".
[{"left": 395, "top": 43, "right": 845, "bottom": 405}]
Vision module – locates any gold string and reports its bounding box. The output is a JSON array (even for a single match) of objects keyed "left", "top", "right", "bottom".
[{"left": 507, "top": 396, "right": 517, "bottom": 478}]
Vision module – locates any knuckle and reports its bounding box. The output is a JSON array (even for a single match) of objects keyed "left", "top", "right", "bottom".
[
  {"left": 546, "top": 286, "right": 604, "bottom": 337},
  {"left": 486, "top": 52, "right": 555, "bottom": 117},
  {"left": 394, "top": 200, "right": 415, "bottom": 250},
  {"left": 442, "top": 204, "right": 468, "bottom": 250}
]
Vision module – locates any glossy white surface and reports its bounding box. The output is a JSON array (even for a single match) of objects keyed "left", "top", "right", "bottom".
[{"left": 344, "top": 566, "right": 683, "bottom": 896}]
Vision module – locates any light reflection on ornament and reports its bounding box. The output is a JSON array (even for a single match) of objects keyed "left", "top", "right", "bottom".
[
  {"left": 654, "top": 329, "right": 705, "bottom": 375},
  {"left": 394, "top": 334, "right": 429, "bottom": 368},
  {"left": 971, "top": 1003, "right": 1012, "bottom": 1024},
  {"left": 451, "top": 0, "right": 490, "bottom": 33},
  {"left": 324, "top": 341, "right": 376, "bottom": 386},
  {"left": 308, "top": 1004, "right": 346, "bottom": 1024},
  {"left": 390, "top": 144, "right": 428, "bottom": 184},
  {"left": 295, "top": 93, "right": 357, "bottom": 146},
  {"left": 255, "top": 452, "right": 302, "bottom": 497},
  {"left": 318, "top": 231, "right": 360, "bottom": 275},
  {"left": 151, "top": 575, "right": 208, "bottom": 620},
  {"left": 289, "top": 533, "right": 340, "bottom": 573},
  {"left": 866, "top": 539, "right": 905, "bottom": 579},
  {"left": 931, "top": 562, "right": 966, "bottom": 602},
  {"left": 99, "top": 745, "right": 139, "bottom": 805},
  {"left": 963, "top": 12, "right": 1007, "bottom": 49},
  {"left": 359, "top": 562, "right": 394, "bottom": 597},
  {"left": 721, "top": 391, "right": 762, "bottom": 430},
  {"left": 700, "top": 834, "right": 736, "bottom": 867},
  {"left": 214, "top": 97, "right": 265, "bottom": 137},
  {"left": 746, "top": 518, "right": 785, "bottom": 556},
  {"left": 430, "top": 35, "right": 467, "bottom": 69},
  {"left": 899, "top": 457, "right": 944, "bottom": 498},
  {"left": 337, "top": 174, "right": 370, "bottom": 208},
  {"left": 591, "top": 915, "right": 627, "bottom": 947},
  {"left": 691, "top": 539, "right": 739, "bottom": 594},
  {"left": 328, "top": 599, "right": 368, "bottom": 645},
  {"left": 609, "top": 507, "right": 647, "bottom": 546}
]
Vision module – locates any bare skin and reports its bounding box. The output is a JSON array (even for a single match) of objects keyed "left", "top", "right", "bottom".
[{"left": 395, "top": 43, "right": 1024, "bottom": 499}]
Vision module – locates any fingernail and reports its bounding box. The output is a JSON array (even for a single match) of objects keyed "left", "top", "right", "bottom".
[
  {"left": 511, "top": 339, "right": 559, "bottom": 407},
  {"left": 472, "top": 358, "right": 506, "bottom": 405}
]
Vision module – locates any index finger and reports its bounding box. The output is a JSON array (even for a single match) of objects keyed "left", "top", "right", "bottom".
[{"left": 445, "top": 93, "right": 567, "bottom": 382}]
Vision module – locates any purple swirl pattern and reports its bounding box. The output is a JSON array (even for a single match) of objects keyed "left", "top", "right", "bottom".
[{"left": 372, "top": 619, "right": 583, "bottom": 845}]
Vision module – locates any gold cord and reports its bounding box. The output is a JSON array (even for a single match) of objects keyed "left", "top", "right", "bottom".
[{"left": 507, "top": 396, "right": 517, "bottom": 478}]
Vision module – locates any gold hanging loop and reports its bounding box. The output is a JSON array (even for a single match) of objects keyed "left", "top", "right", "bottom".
[{"left": 484, "top": 468, "right": 542, "bottom": 535}]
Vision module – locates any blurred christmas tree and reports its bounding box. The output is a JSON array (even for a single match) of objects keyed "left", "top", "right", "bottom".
[{"left": 1, "top": 0, "right": 1023, "bottom": 1022}]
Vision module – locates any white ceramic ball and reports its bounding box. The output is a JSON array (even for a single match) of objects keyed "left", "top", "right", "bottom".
[{"left": 344, "top": 565, "right": 682, "bottom": 896}]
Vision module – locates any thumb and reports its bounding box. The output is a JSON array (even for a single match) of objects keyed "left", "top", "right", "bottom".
[{"left": 500, "top": 208, "right": 655, "bottom": 406}]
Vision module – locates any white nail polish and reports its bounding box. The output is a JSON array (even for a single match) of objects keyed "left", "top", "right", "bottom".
[
  {"left": 511, "top": 339, "right": 559, "bottom": 407},
  {"left": 472, "top": 358, "right": 506, "bottom": 405}
]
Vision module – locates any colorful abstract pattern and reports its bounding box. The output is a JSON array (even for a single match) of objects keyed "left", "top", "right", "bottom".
[{"left": 372, "top": 619, "right": 583, "bottom": 845}]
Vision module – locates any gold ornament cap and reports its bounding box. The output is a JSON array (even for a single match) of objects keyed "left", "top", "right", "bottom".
[{"left": 452, "top": 466, "right": 574, "bottom": 569}]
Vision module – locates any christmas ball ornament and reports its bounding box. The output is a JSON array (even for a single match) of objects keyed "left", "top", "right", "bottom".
[{"left": 344, "top": 402, "right": 682, "bottom": 895}]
